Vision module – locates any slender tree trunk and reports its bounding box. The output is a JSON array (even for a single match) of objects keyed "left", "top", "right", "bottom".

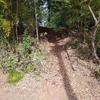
[
  {"left": 87, "top": 3, "right": 100, "bottom": 63},
  {"left": 10, "top": 0, "right": 14, "bottom": 43},
  {"left": 15, "top": 0, "right": 18, "bottom": 43},
  {"left": 47, "top": 0, "right": 51, "bottom": 27},
  {"left": 34, "top": 0, "right": 39, "bottom": 41},
  {"left": 83, "top": 14, "right": 87, "bottom": 44},
  {"left": 91, "top": 25, "right": 99, "bottom": 62}
]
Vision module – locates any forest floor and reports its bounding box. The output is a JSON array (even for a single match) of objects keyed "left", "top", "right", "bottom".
[{"left": 0, "top": 36, "right": 100, "bottom": 100}]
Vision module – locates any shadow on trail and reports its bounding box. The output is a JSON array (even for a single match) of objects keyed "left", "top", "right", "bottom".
[{"left": 50, "top": 41, "right": 79, "bottom": 100}]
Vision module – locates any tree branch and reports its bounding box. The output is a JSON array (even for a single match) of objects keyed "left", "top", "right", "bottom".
[{"left": 87, "top": 4, "right": 98, "bottom": 24}]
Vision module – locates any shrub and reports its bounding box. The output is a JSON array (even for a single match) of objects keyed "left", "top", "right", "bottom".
[
  {"left": 22, "top": 30, "right": 31, "bottom": 56},
  {"left": 7, "top": 71, "right": 24, "bottom": 84},
  {"left": 71, "top": 38, "right": 80, "bottom": 49}
]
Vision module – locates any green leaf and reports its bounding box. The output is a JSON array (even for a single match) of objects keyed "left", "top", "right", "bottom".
[{"left": 0, "top": 0, "right": 8, "bottom": 9}]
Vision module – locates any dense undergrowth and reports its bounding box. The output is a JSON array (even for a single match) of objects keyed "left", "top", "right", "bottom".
[{"left": 0, "top": 32, "right": 48, "bottom": 84}]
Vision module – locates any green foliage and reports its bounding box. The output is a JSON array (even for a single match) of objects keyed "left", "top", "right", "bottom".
[
  {"left": 18, "top": 3, "right": 34, "bottom": 23},
  {"left": 85, "top": 36, "right": 91, "bottom": 47},
  {"left": 71, "top": 38, "right": 81, "bottom": 49},
  {"left": 36, "top": 51, "right": 45, "bottom": 60},
  {"left": 77, "top": 43, "right": 92, "bottom": 60},
  {"left": 0, "top": 0, "right": 8, "bottom": 9},
  {"left": 0, "top": 19, "right": 11, "bottom": 37},
  {"left": 65, "top": 38, "right": 81, "bottom": 49},
  {"left": 96, "top": 72, "right": 100, "bottom": 79},
  {"left": 49, "top": 0, "right": 100, "bottom": 32},
  {"left": 3, "top": 62, "right": 15, "bottom": 73},
  {"left": 21, "top": 49, "right": 46, "bottom": 73},
  {"left": 96, "top": 31, "right": 100, "bottom": 43},
  {"left": 92, "top": 68, "right": 100, "bottom": 81},
  {"left": 51, "top": 11, "right": 67, "bottom": 28},
  {"left": 54, "top": 27, "right": 65, "bottom": 32},
  {"left": 0, "top": 34, "right": 47, "bottom": 75},
  {"left": 1, "top": 53, "right": 18, "bottom": 73},
  {"left": 0, "top": 29, "right": 11, "bottom": 48},
  {"left": 22, "top": 64, "right": 36, "bottom": 73},
  {"left": 97, "top": 45, "right": 100, "bottom": 58},
  {"left": 7, "top": 71, "right": 24, "bottom": 84},
  {"left": 0, "top": 1, "right": 11, "bottom": 38},
  {"left": 22, "top": 30, "right": 31, "bottom": 56}
]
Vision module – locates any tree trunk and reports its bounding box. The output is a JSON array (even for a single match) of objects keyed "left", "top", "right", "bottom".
[
  {"left": 92, "top": 25, "right": 100, "bottom": 63},
  {"left": 47, "top": 0, "right": 51, "bottom": 27},
  {"left": 34, "top": 0, "right": 39, "bottom": 41},
  {"left": 87, "top": 3, "right": 100, "bottom": 63},
  {"left": 15, "top": 0, "right": 18, "bottom": 43}
]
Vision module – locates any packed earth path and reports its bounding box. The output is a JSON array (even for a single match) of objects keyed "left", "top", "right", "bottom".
[{"left": 0, "top": 37, "right": 100, "bottom": 100}]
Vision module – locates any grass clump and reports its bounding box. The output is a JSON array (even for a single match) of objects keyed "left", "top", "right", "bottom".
[
  {"left": 65, "top": 38, "right": 81, "bottom": 49},
  {"left": 7, "top": 71, "right": 24, "bottom": 84},
  {"left": 71, "top": 38, "right": 80, "bottom": 49}
]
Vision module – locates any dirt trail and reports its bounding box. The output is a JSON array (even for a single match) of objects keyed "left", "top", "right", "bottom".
[{"left": 0, "top": 37, "right": 100, "bottom": 100}]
